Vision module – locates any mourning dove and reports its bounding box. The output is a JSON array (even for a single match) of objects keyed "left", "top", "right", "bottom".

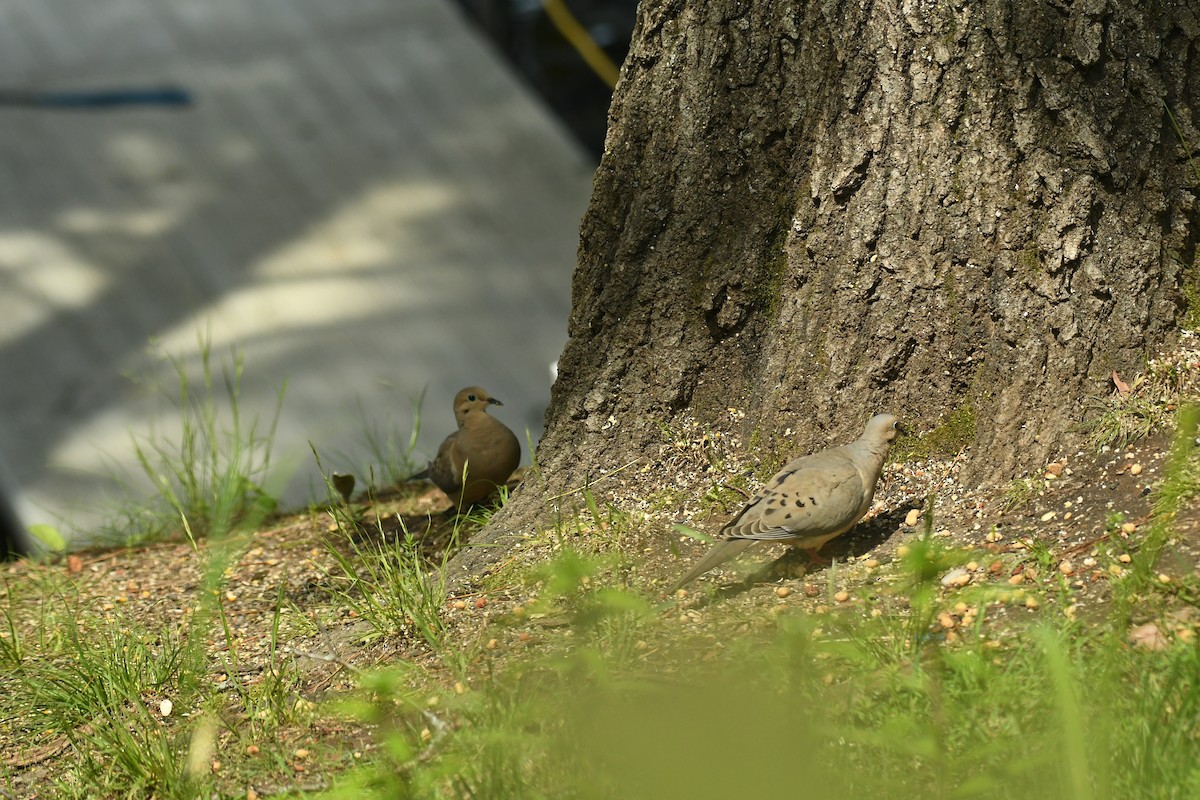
[
  {"left": 675, "top": 413, "right": 900, "bottom": 588},
  {"left": 416, "top": 386, "right": 521, "bottom": 507}
]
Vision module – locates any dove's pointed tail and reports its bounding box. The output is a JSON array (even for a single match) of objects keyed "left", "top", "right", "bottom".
[{"left": 674, "top": 538, "right": 755, "bottom": 590}]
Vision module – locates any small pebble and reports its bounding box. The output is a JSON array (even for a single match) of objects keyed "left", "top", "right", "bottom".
[
  {"left": 966, "top": 561, "right": 979, "bottom": 572},
  {"left": 453, "top": 600, "right": 467, "bottom": 610},
  {"left": 1008, "top": 573, "right": 1025, "bottom": 585},
  {"left": 1025, "top": 596, "right": 1040, "bottom": 609},
  {"left": 1158, "top": 573, "right": 1172, "bottom": 584},
  {"left": 864, "top": 558, "right": 880, "bottom": 569},
  {"left": 1040, "top": 511, "right": 1057, "bottom": 522},
  {"left": 834, "top": 590, "right": 851, "bottom": 602},
  {"left": 1130, "top": 463, "right": 1143, "bottom": 475},
  {"left": 775, "top": 586, "right": 792, "bottom": 598},
  {"left": 985, "top": 530, "right": 1003, "bottom": 543},
  {"left": 904, "top": 509, "right": 921, "bottom": 527},
  {"left": 1121, "top": 522, "right": 1137, "bottom": 534},
  {"left": 1118, "top": 553, "right": 1132, "bottom": 563},
  {"left": 1058, "top": 560, "right": 1075, "bottom": 576},
  {"left": 896, "top": 545, "right": 911, "bottom": 557},
  {"left": 1045, "top": 462, "right": 1064, "bottom": 477},
  {"left": 1083, "top": 557, "right": 1097, "bottom": 567}
]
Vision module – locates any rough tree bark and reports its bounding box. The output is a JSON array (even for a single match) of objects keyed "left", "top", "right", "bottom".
[{"left": 451, "top": 0, "right": 1199, "bottom": 583}]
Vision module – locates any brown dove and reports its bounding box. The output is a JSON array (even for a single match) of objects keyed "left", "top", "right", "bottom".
[
  {"left": 417, "top": 386, "right": 521, "bottom": 507},
  {"left": 675, "top": 413, "right": 900, "bottom": 588}
]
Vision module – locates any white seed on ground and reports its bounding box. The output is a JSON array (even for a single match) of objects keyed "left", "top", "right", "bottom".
[
  {"left": 941, "top": 568, "right": 971, "bottom": 588},
  {"left": 1040, "top": 511, "right": 1057, "bottom": 522}
]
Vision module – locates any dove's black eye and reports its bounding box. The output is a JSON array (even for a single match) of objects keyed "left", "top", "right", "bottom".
[{"left": 468, "top": 394, "right": 478, "bottom": 402}]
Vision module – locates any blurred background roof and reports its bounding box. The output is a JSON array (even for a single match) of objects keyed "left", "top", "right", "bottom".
[{"left": 0, "top": 0, "right": 635, "bottom": 548}]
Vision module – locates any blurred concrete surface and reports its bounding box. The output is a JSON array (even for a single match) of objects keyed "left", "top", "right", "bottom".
[{"left": 0, "top": 0, "right": 594, "bottom": 544}]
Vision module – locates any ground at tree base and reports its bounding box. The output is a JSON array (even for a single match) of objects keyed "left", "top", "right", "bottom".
[{"left": 1, "top": 361, "right": 1198, "bottom": 795}]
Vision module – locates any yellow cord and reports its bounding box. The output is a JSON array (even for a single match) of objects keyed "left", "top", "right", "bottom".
[{"left": 541, "top": 0, "right": 621, "bottom": 89}]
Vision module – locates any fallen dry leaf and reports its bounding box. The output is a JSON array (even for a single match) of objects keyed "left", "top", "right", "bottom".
[
  {"left": 1128, "top": 621, "right": 1168, "bottom": 651},
  {"left": 1112, "top": 370, "right": 1131, "bottom": 397}
]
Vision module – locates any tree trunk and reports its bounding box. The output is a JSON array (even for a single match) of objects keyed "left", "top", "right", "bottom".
[{"left": 450, "top": 0, "right": 1199, "bottom": 584}]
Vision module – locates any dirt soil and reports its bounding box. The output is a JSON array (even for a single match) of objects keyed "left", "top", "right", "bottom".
[{"left": 2, "top": 425, "right": 1197, "bottom": 796}]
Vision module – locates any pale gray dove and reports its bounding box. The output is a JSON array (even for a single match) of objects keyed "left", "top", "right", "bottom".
[
  {"left": 675, "top": 413, "right": 900, "bottom": 588},
  {"left": 416, "top": 386, "right": 521, "bottom": 507}
]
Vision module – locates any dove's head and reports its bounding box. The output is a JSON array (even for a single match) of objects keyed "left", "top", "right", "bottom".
[
  {"left": 453, "top": 386, "right": 503, "bottom": 426},
  {"left": 863, "top": 413, "right": 901, "bottom": 446}
]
